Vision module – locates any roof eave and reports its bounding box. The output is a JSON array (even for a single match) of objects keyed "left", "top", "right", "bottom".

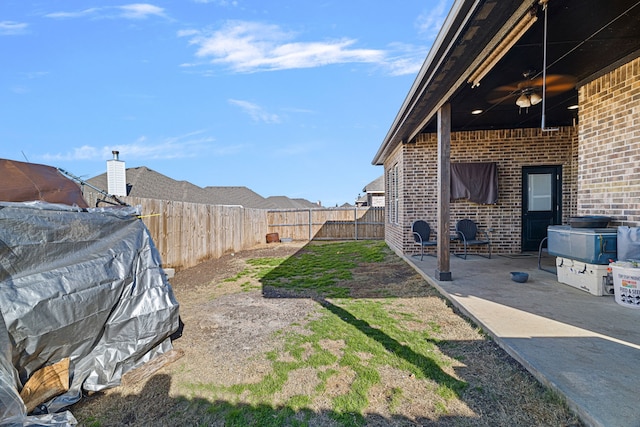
[
  {"left": 372, "top": 0, "right": 537, "bottom": 165},
  {"left": 372, "top": 0, "right": 474, "bottom": 166}
]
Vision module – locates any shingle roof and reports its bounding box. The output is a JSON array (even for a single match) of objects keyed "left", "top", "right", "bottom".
[
  {"left": 362, "top": 175, "right": 384, "bottom": 193},
  {"left": 292, "top": 198, "right": 321, "bottom": 209},
  {"left": 264, "top": 196, "right": 319, "bottom": 210},
  {"left": 204, "top": 186, "right": 276, "bottom": 209},
  {"left": 85, "top": 166, "right": 318, "bottom": 209},
  {"left": 86, "top": 166, "right": 215, "bottom": 203}
]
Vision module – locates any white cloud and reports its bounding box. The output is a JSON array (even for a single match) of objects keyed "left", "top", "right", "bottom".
[
  {"left": 45, "top": 8, "right": 100, "bottom": 19},
  {"left": 183, "top": 20, "right": 385, "bottom": 73},
  {"left": 118, "top": 4, "right": 166, "bottom": 19},
  {"left": 25, "top": 71, "right": 49, "bottom": 79},
  {"left": 416, "top": 0, "right": 449, "bottom": 39},
  {"left": 373, "top": 2, "right": 450, "bottom": 76},
  {"left": 177, "top": 29, "right": 200, "bottom": 38},
  {"left": 380, "top": 42, "right": 429, "bottom": 76},
  {"left": 229, "top": 99, "right": 281, "bottom": 124},
  {"left": 43, "top": 145, "right": 101, "bottom": 160},
  {"left": 40, "top": 131, "right": 216, "bottom": 162},
  {"left": 0, "top": 21, "right": 29, "bottom": 35},
  {"left": 45, "top": 4, "right": 166, "bottom": 20},
  {"left": 383, "top": 56, "right": 424, "bottom": 76}
]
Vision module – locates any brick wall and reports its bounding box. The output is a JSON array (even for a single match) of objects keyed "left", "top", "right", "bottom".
[
  {"left": 384, "top": 143, "right": 405, "bottom": 252},
  {"left": 384, "top": 127, "right": 578, "bottom": 256},
  {"left": 578, "top": 56, "right": 640, "bottom": 225}
]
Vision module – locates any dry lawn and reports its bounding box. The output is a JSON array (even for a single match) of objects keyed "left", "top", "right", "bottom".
[{"left": 71, "top": 241, "right": 582, "bottom": 427}]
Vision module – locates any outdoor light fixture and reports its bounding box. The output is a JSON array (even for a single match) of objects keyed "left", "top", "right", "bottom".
[
  {"left": 468, "top": 8, "right": 538, "bottom": 88},
  {"left": 529, "top": 92, "right": 542, "bottom": 105},
  {"left": 515, "top": 90, "right": 542, "bottom": 108}
]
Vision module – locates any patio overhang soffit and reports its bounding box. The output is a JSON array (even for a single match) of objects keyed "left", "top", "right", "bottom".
[{"left": 372, "top": 0, "right": 640, "bottom": 165}]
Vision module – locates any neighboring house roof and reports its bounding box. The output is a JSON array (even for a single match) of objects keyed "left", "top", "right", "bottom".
[
  {"left": 87, "top": 166, "right": 212, "bottom": 203},
  {"left": 204, "top": 186, "right": 276, "bottom": 209},
  {"left": 85, "top": 166, "right": 318, "bottom": 209},
  {"left": 362, "top": 176, "right": 384, "bottom": 194},
  {"left": 264, "top": 196, "right": 320, "bottom": 210},
  {"left": 291, "top": 198, "right": 322, "bottom": 209},
  {"left": 373, "top": 0, "right": 640, "bottom": 164}
]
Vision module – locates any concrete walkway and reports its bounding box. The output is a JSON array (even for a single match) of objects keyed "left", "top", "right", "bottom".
[{"left": 403, "top": 251, "right": 640, "bottom": 427}]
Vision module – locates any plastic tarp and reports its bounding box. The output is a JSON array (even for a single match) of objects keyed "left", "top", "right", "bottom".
[
  {"left": 0, "top": 159, "right": 88, "bottom": 208},
  {"left": 0, "top": 202, "right": 180, "bottom": 426},
  {"left": 617, "top": 226, "right": 640, "bottom": 262}
]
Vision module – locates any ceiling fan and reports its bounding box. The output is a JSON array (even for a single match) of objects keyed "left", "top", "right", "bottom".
[{"left": 486, "top": 71, "right": 576, "bottom": 109}]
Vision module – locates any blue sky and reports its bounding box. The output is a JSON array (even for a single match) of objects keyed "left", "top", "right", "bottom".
[{"left": 1, "top": 1, "right": 451, "bottom": 206}]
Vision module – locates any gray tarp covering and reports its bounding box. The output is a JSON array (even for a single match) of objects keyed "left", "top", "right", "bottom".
[
  {"left": 0, "top": 202, "right": 180, "bottom": 425},
  {"left": 617, "top": 226, "right": 640, "bottom": 262}
]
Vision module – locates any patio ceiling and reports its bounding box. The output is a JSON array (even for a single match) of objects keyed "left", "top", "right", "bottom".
[{"left": 373, "top": 0, "right": 640, "bottom": 164}]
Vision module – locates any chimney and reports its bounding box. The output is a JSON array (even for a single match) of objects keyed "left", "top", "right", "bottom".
[{"left": 107, "top": 150, "right": 126, "bottom": 196}]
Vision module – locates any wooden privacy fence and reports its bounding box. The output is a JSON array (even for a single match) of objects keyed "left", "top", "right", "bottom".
[
  {"left": 83, "top": 192, "right": 385, "bottom": 270},
  {"left": 267, "top": 207, "right": 385, "bottom": 241},
  {"left": 83, "top": 193, "right": 268, "bottom": 270}
]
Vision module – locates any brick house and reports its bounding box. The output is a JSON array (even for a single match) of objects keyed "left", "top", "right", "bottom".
[{"left": 372, "top": 0, "right": 640, "bottom": 280}]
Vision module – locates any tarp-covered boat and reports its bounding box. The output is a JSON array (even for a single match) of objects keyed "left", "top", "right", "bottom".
[
  {"left": 0, "top": 159, "right": 89, "bottom": 208},
  {"left": 0, "top": 201, "right": 180, "bottom": 426}
]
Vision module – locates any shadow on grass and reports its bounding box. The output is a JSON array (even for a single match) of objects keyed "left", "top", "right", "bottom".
[
  {"left": 259, "top": 240, "right": 436, "bottom": 300},
  {"left": 314, "top": 297, "right": 467, "bottom": 397},
  {"left": 72, "top": 373, "right": 482, "bottom": 427}
]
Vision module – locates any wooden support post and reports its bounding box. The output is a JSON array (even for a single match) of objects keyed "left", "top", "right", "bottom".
[{"left": 436, "top": 104, "right": 452, "bottom": 281}]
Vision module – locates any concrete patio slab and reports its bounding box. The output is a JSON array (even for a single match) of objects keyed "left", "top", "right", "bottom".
[{"left": 402, "top": 251, "right": 640, "bottom": 427}]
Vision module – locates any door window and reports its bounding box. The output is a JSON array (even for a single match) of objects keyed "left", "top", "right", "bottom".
[{"left": 528, "top": 173, "right": 552, "bottom": 211}]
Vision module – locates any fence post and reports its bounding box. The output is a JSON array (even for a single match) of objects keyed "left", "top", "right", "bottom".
[{"left": 354, "top": 207, "right": 358, "bottom": 240}]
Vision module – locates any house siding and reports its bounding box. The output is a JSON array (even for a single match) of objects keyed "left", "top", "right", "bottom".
[
  {"left": 384, "top": 127, "right": 578, "bottom": 256},
  {"left": 578, "top": 56, "right": 640, "bottom": 225}
]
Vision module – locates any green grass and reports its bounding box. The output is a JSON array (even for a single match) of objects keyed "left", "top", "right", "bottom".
[
  {"left": 221, "top": 256, "right": 288, "bottom": 292},
  {"left": 259, "top": 240, "right": 388, "bottom": 298},
  {"left": 187, "top": 240, "right": 468, "bottom": 426}
]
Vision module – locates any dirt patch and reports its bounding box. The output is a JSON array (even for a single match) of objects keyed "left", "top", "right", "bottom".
[{"left": 71, "top": 241, "right": 581, "bottom": 426}]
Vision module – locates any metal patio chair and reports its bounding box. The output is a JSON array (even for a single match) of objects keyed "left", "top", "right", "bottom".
[
  {"left": 412, "top": 220, "right": 437, "bottom": 260},
  {"left": 454, "top": 219, "right": 491, "bottom": 259}
]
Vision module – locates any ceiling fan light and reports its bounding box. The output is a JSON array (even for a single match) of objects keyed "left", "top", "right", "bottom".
[
  {"left": 516, "top": 93, "right": 531, "bottom": 108},
  {"left": 529, "top": 92, "right": 542, "bottom": 105}
]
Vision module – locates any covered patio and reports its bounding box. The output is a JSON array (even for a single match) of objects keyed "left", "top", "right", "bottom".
[
  {"left": 399, "top": 250, "right": 640, "bottom": 427},
  {"left": 373, "top": 0, "right": 640, "bottom": 281}
]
